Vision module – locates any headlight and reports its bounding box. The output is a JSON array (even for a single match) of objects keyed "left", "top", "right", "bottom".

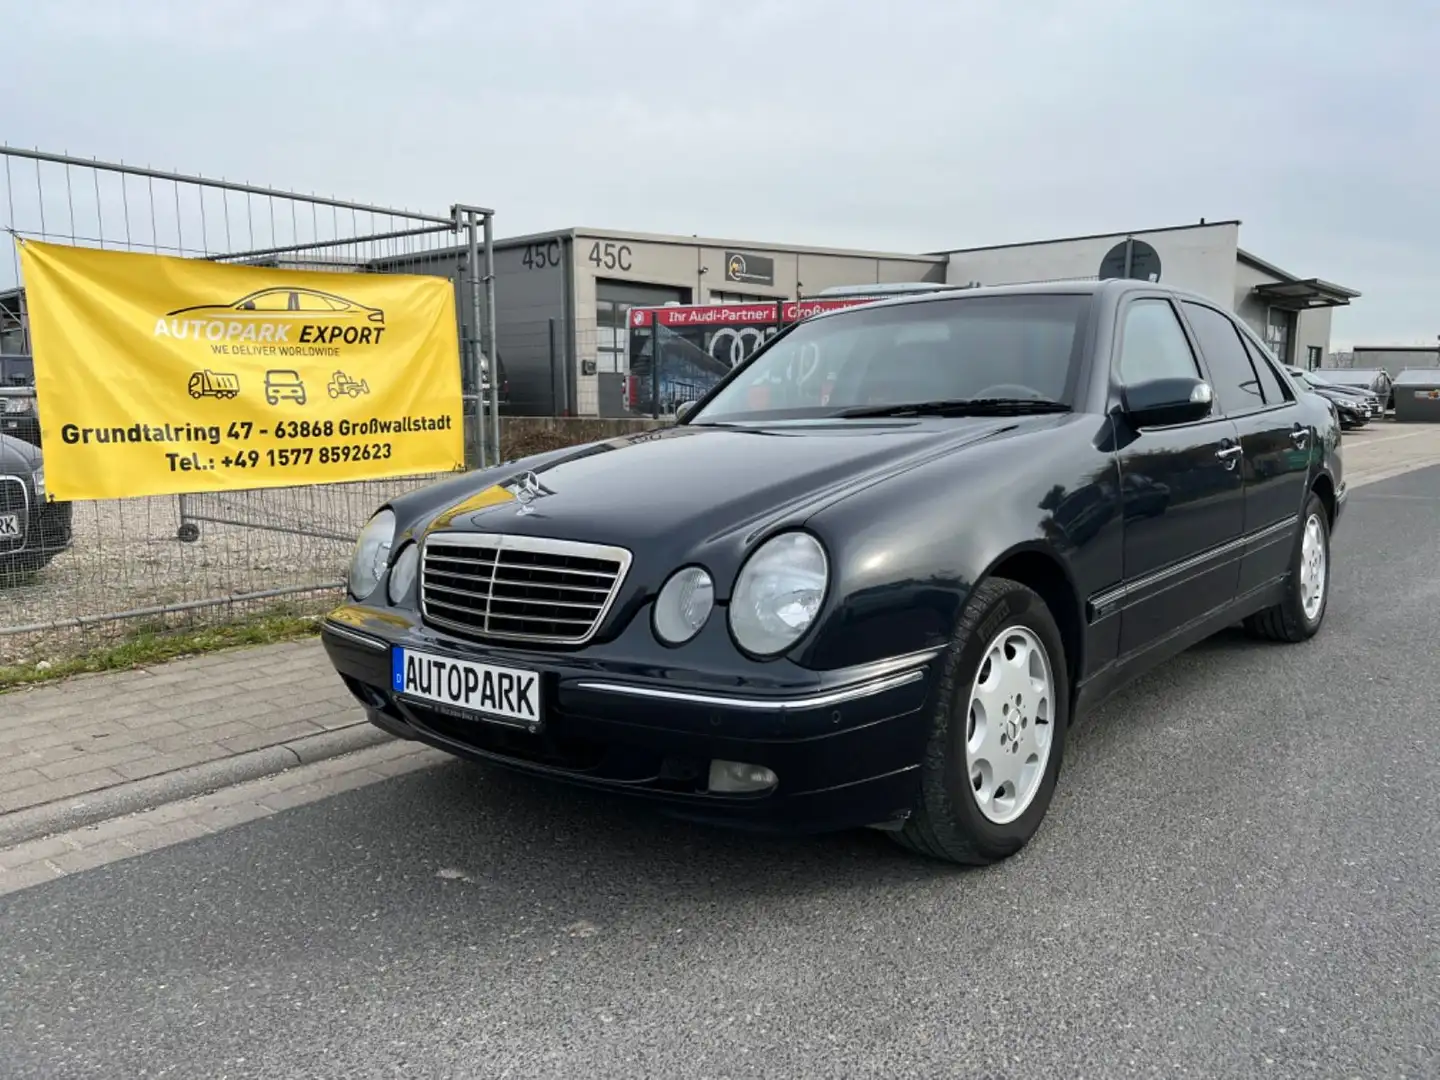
[
  {"left": 729, "top": 531, "right": 828, "bottom": 657},
  {"left": 387, "top": 541, "right": 419, "bottom": 605},
  {"left": 349, "top": 509, "right": 396, "bottom": 600},
  {"left": 31, "top": 468, "right": 44, "bottom": 499},
  {"left": 653, "top": 566, "right": 714, "bottom": 645}
]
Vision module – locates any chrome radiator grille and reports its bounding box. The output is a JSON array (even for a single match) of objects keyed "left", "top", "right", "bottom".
[{"left": 420, "top": 533, "right": 632, "bottom": 645}]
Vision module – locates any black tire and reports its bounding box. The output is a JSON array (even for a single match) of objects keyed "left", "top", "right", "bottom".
[
  {"left": 890, "top": 576, "right": 1070, "bottom": 866},
  {"left": 1243, "top": 491, "right": 1330, "bottom": 643}
]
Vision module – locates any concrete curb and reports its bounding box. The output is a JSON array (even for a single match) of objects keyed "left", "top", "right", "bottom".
[{"left": 0, "top": 722, "right": 394, "bottom": 849}]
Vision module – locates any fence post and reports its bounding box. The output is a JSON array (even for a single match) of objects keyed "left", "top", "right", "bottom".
[
  {"left": 483, "top": 211, "right": 500, "bottom": 465},
  {"left": 548, "top": 318, "right": 558, "bottom": 415},
  {"left": 465, "top": 210, "right": 488, "bottom": 469}
]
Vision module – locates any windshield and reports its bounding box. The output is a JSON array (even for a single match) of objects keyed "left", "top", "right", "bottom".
[{"left": 688, "top": 294, "right": 1091, "bottom": 423}]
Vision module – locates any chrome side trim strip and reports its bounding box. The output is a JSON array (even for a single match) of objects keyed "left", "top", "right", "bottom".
[
  {"left": 321, "top": 620, "right": 391, "bottom": 653},
  {"left": 1091, "top": 514, "right": 1298, "bottom": 611},
  {"left": 575, "top": 666, "right": 930, "bottom": 712}
]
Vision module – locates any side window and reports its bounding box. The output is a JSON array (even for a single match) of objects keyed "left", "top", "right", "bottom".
[
  {"left": 1116, "top": 299, "right": 1201, "bottom": 385},
  {"left": 1240, "top": 333, "right": 1292, "bottom": 405},
  {"left": 1181, "top": 301, "right": 1265, "bottom": 414}
]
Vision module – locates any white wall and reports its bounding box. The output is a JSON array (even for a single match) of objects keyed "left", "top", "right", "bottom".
[{"left": 944, "top": 222, "right": 1241, "bottom": 306}]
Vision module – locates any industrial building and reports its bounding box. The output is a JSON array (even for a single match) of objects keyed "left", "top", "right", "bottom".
[{"left": 1349, "top": 345, "right": 1439, "bottom": 372}]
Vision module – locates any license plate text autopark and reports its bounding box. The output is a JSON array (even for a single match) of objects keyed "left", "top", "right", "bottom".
[
  {"left": 392, "top": 647, "right": 540, "bottom": 728},
  {"left": 0, "top": 514, "right": 19, "bottom": 538}
]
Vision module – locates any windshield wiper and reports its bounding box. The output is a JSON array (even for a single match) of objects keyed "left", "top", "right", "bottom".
[{"left": 834, "top": 397, "right": 1072, "bottom": 419}]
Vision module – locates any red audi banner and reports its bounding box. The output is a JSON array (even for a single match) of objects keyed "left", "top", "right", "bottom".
[
  {"left": 627, "top": 297, "right": 881, "bottom": 329},
  {"left": 628, "top": 303, "right": 778, "bottom": 328}
]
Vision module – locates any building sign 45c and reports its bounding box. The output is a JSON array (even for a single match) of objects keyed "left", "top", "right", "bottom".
[{"left": 587, "top": 241, "right": 633, "bottom": 273}]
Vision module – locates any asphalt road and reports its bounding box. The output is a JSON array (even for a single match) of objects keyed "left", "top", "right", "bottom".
[{"left": 3, "top": 468, "right": 1439, "bottom": 1080}]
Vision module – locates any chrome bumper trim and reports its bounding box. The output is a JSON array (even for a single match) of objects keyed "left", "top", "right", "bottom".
[{"left": 575, "top": 659, "right": 935, "bottom": 713}]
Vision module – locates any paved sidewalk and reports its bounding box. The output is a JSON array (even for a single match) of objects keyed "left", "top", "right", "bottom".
[
  {"left": 0, "top": 640, "right": 368, "bottom": 820},
  {"left": 1342, "top": 423, "right": 1440, "bottom": 487}
]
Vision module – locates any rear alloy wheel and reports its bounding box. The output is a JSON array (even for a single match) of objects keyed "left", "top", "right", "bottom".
[
  {"left": 892, "top": 577, "right": 1069, "bottom": 865},
  {"left": 1244, "top": 491, "right": 1330, "bottom": 643}
]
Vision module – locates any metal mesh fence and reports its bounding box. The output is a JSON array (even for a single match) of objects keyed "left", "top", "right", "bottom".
[{"left": 0, "top": 147, "right": 496, "bottom": 667}]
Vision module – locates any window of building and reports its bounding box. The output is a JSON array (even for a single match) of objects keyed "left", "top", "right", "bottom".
[
  {"left": 1306, "top": 345, "right": 1322, "bottom": 371},
  {"left": 1116, "top": 299, "right": 1201, "bottom": 385},
  {"left": 596, "top": 299, "right": 630, "bottom": 374},
  {"left": 1266, "top": 307, "right": 1292, "bottom": 365},
  {"left": 1182, "top": 301, "right": 1266, "bottom": 413},
  {"left": 708, "top": 290, "right": 769, "bottom": 305}
]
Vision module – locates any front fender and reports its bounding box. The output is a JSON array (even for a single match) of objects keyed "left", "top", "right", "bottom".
[{"left": 792, "top": 419, "right": 1119, "bottom": 672}]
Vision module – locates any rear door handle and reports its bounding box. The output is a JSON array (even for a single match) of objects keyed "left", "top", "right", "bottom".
[
  {"left": 1215, "top": 444, "right": 1243, "bottom": 468},
  {"left": 1290, "top": 425, "right": 1310, "bottom": 446}
]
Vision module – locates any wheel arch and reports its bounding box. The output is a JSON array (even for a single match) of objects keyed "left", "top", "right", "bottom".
[
  {"left": 1310, "top": 470, "right": 1337, "bottom": 526},
  {"left": 977, "top": 541, "right": 1085, "bottom": 713}
]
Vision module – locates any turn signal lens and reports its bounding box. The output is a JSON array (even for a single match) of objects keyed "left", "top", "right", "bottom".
[{"left": 653, "top": 566, "right": 715, "bottom": 645}]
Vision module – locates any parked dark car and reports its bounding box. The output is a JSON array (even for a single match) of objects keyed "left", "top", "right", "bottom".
[
  {"left": 1290, "top": 366, "right": 1383, "bottom": 417},
  {"left": 0, "top": 432, "right": 73, "bottom": 578},
  {"left": 1320, "top": 367, "right": 1394, "bottom": 411},
  {"left": 0, "top": 385, "right": 41, "bottom": 447},
  {"left": 0, "top": 353, "right": 39, "bottom": 447},
  {"left": 1287, "top": 367, "right": 1373, "bottom": 429},
  {"left": 321, "top": 280, "right": 1344, "bottom": 865}
]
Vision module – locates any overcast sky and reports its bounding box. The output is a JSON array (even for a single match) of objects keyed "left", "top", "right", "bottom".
[{"left": 4, "top": 0, "right": 1436, "bottom": 348}]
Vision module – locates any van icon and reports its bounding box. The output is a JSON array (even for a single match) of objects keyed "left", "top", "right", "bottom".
[
  {"left": 265, "top": 370, "right": 307, "bottom": 406},
  {"left": 187, "top": 370, "right": 241, "bottom": 400}
]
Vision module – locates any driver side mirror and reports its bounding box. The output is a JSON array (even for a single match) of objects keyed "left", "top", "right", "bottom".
[
  {"left": 1121, "top": 376, "right": 1213, "bottom": 429},
  {"left": 674, "top": 400, "right": 696, "bottom": 422}
]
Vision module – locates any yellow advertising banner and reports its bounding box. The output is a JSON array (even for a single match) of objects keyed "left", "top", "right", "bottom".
[{"left": 17, "top": 239, "right": 465, "bottom": 501}]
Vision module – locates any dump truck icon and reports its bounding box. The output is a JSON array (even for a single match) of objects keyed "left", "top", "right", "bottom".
[
  {"left": 327, "top": 371, "right": 371, "bottom": 399},
  {"left": 187, "top": 370, "right": 241, "bottom": 400}
]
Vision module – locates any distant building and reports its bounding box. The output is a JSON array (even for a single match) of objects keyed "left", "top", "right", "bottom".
[{"left": 1348, "top": 345, "right": 1440, "bottom": 372}]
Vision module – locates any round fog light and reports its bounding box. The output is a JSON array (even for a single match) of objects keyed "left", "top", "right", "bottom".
[{"left": 708, "top": 760, "right": 778, "bottom": 794}]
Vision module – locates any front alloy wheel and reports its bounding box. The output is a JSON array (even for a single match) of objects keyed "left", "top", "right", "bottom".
[
  {"left": 965, "top": 626, "right": 1055, "bottom": 825},
  {"left": 893, "top": 576, "right": 1069, "bottom": 865}
]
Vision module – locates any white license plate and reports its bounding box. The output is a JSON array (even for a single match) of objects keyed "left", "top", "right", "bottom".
[
  {"left": 391, "top": 646, "right": 541, "bottom": 729},
  {"left": 0, "top": 514, "right": 20, "bottom": 539}
]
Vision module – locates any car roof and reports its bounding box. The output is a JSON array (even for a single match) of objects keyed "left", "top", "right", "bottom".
[{"left": 799, "top": 278, "right": 1223, "bottom": 321}]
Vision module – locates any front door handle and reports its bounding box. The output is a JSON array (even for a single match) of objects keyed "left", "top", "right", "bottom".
[{"left": 1215, "top": 444, "right": 1243, "bottom": 470}]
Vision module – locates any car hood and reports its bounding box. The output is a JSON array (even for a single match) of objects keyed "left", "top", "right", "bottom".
[{"left": 416, "top": 417, "right": 1041, "bottom": 552}]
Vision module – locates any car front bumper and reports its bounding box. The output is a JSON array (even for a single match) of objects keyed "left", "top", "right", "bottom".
[
  {"left": 0, "top": 475, "right": 72, "bottom": 570},
  {"left": 320, "top": 606, "right": 939, "bottom": 834}
]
